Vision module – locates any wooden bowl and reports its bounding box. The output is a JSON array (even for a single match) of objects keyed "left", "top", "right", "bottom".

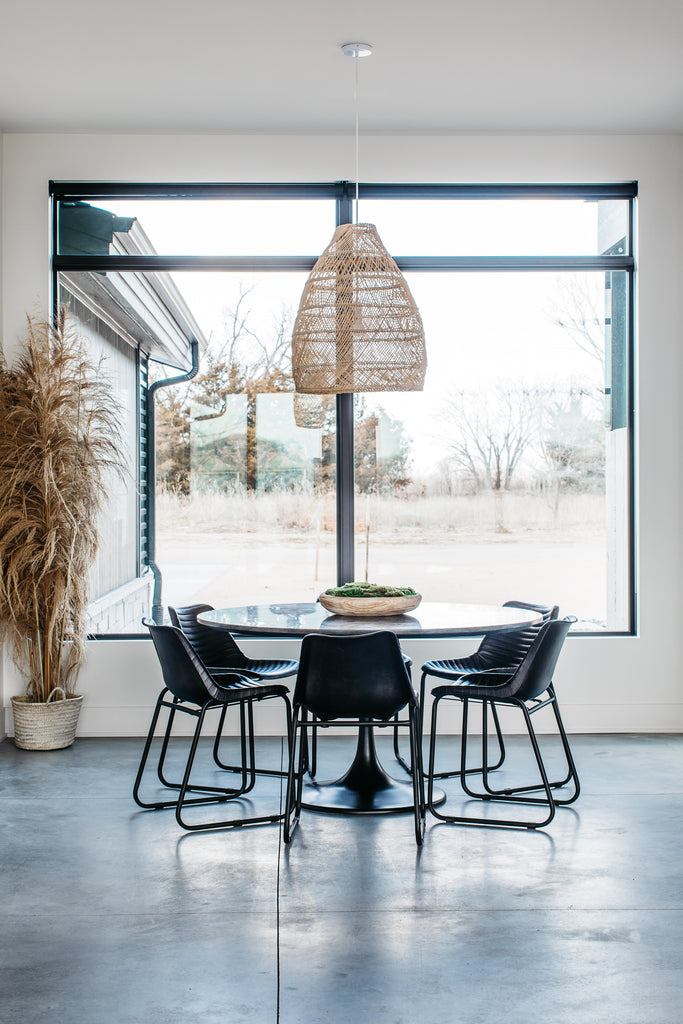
[{"left": 318, "top": 593, "right": 422, "bottom": 617}]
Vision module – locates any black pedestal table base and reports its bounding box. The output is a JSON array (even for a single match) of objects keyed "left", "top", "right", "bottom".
[{"left": 301, "top": 723, "right": 445, "bottom": 815}]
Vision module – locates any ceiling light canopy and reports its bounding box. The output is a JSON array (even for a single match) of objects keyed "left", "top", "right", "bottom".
[{"left": 340, "top": 42, "right": 373, "bottom": 58}]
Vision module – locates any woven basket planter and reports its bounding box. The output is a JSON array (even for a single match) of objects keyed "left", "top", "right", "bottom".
[{"left": 11, "top": 690, "right": 83, "bottom": 750}]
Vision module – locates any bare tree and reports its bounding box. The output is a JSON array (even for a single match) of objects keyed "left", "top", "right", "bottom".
[
  {"left": 538, "top": 386, "right": 605, "bottom": 521},
  {"left": 441, "top": 384, "right": 539, "bottom": 530},
  {"left": 207, "top": 285, "right": 293, "bottom": 384},
  {"left": 548, "top": 274, "right": 606, "bottom": 390},
  {"left": 442, "top": 385, "right": 538, "bottom": 492},
  {"left": 155, "top": 283, "right": 295, "bottom": 494}
]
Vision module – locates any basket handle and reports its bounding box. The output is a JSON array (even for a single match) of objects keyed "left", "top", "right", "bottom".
[{"left": 46, "top": 687, "right": 67, "bottom": 703}]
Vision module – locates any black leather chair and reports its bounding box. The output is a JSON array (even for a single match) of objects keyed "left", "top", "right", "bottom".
[
  {"left": 284, "top": 631, "right": 425, "bottom": 846},
  {"left": 169, "top": 604, "right": 298, "bottom": 778},
  {"left": 426, "top": 616, "right": 580, "bottom": 829},
  {"left": 134, "top": 619, "right": 292, "bottom": 831},
  {"left": 399, "top": 600, "right": 559, "bottom": 779},
  {"left": 168, "top": 603, "right": 298, "bottom": 681}
]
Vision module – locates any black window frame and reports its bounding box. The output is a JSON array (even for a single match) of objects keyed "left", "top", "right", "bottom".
[{"left": 50, "top": 180, "right": 637, "bottom": 637}]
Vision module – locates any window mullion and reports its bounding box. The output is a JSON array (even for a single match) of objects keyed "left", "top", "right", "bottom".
[{"left": 336, "top": 188, "right": 355, "bottom": 585}]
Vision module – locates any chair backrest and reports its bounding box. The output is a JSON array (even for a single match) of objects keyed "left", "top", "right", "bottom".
[
  {"left": 143, "top": 618, "right": 229, "bottom": 705},
  {"left": 506, "top": 617, "right": 573, "bottom": 702},
  {"left": 472, "top": 600, "right": 560, "bottom": 670},
  {"left": 294, "top": 631, "right": 415, "bottom": 722},
  {"left": 168, "top": 604, "right": 244, "bottom": 667}
]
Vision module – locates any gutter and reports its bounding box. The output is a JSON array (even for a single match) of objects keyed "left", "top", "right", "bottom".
[{"left": 145, "top": 339, "right": 200, "bottom": 622}]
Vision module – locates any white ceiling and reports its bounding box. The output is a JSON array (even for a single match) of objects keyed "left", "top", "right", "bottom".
[{"left": 2, "top": 0, "right": 683, "bottom": 134}]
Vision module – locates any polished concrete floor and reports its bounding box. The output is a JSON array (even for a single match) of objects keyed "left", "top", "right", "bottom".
[{"left": 1, "top": 731, "right": 682, "bottom": 1024}]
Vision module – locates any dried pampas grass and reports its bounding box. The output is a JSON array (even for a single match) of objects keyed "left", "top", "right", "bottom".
[{"left": 0, "top": 309, "right": 123, "bottom": 702}]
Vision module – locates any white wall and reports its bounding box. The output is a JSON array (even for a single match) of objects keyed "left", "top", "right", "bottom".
[
  {"left": 1, "top": 132, "right": 682, "bottom": 736},
  {"left": 0, "top": 131, "right": 3, "bottom": 738}
]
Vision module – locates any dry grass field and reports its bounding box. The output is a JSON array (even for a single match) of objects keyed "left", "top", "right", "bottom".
[{"left": 157, "top": 489, "right": 608, "bottom": 628}]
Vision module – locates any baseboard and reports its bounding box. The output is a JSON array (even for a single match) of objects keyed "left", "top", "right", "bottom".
[{"left": 3, "top": 701, "right": 680, "bottom": 738}]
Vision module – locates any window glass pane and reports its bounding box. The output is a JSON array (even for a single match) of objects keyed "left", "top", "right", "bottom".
[
  {"left": 357, "top": 198, "right": 628, "bottom": 257},
  {"left": 55, "top": 186, "right": 633, "bottom": 636},
  {"left": 58, "top": 198, "right": 335, "bottom": 257},
  {"left": 153, "top": 273, "right": 336, "bottom": 616},
  {"left": 58, "top": 281, "right": 141, "bottom": 633},
  {"left": 62, "top": 266, "right": 337, "bottom": 633},
  {"left": 353, "top": 271, "right": 630, "bottom": 632}
]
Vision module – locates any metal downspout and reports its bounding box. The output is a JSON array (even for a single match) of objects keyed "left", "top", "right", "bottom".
[{"left": 145, "top": 339, "right": 200, "bottom": 622}]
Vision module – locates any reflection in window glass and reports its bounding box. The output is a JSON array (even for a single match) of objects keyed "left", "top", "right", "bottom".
[
  {"left": 353, "top": 272, "right": 629, "bottom": 631},
  {"left": 154, "top": 273, "right": 336, "bottom": 613},
  {"left": 59, "top": 285, "right": 141, "bottom": 633}
]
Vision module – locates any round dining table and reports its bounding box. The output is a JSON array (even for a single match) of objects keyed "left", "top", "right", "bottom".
[{"left": 198, "top": 601, "right": 542, "bottom": 815}]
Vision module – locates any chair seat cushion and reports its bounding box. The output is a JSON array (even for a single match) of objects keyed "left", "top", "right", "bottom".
[
  {"left": 208, "top": 659, "right": 298, "bottom": 680},
  {"left": 242, "top": 659, "right": 299, "bottom": 679},
  {"left": 421, "top": 656, "right": 482, "bottom": 680},
  {"left": 209, "top": 672, "right": 291, "bottom": 703},
  {"left": 431, "top": 668, "right": 520, "bottom": 701}
]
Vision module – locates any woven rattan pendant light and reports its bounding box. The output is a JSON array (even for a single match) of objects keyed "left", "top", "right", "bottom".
[{"left": 291, "top": 44, "right": 426, "bottom": 395}]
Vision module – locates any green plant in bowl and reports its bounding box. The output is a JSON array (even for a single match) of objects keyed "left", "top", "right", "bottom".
[
  {"left": 319, "top": 583, "right": 422, "bottom": 617},
  {"left": 324, "top": 582, "right": 417, "bottom": 598}
]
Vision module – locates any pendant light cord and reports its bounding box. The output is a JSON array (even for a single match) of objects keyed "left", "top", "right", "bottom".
[{"left": 354, "top": 54, "right": 359, "bottom": 224}]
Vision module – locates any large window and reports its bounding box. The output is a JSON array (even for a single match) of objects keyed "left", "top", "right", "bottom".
[{"left": 52, "top": 182, "right": 636, "bottom": 634}]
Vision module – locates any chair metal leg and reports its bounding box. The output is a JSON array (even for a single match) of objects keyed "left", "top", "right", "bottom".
[
  {"left": 394, "top": 670, "right": 506, "bottom": 780},
  {"left": 153, "top": 697, "right": 249, "bottom": 798},
  {"left": 408, "top": 705, "right": 425, "bottom": 845},
  {"left": 156, "top": 698, "right": 180, "bottom": 789},
  {"left": 213, "top": 698, "right": 290, "bottom": 779},
  {"left": 135, "top": 693, "right": 292, "bottom": 831},
  {"left": 294, "top": 724, "right": 307, "bottom": 819},
  {"left": 212, "top": 704, "right": 230, "bottom": 766},
  {"left": 477, "top": 692, "right": 579, "bottom": 804},
  {"left": 138, "top": 689, "right": 248, "bottom": 800},
  {"left": 210, "top": 703, "right": 252, "bottom": 792},
  {"left": 284, "top": 710, "right": 308, "bottom": 842},
  {"left": 393, "top": 669, "right": 429, "bottom": 776},
  {"left": 459, "top": 701, "right": 556, "bottom": 815},
  {"left": 427, "top": 673, "right": 506, "bottom": 779},
  {"left": 393, "top": 711, "right": 413, "bottom": 776},
  {"left": 426, "top": 695, "right": 443, "bottom": 816},
  {"left": 135, "top": 700, "right": 252, "bottom": 810},
  {"left": 175, "top": 706, "right": 218, "bottom": 827},
  {"left": 133, "top": 691, "right": 166, "bottom": 809},
  {"left": 545, "top": 692, "right": 581, "bottom": 805},
  {"left": 488, "top": 703, "right": 507, "bottom": 771},
  {"left": 241, "top": 701, "right": 257, "bottom": 794},
  {"left": 286, "top": 709, "right": 423, "bottom": 845},
  {"left": 310, "top": 724, "right": 318, "bottom": 777},
  {"left": 175, "top": 696, "right": 292, "bottom": 831},
  {"left": 302, "top": 714, "right": 318, "bottom": 777},
  {"left": 428, "top": 695, "right": 557, "bottom": 829}
]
